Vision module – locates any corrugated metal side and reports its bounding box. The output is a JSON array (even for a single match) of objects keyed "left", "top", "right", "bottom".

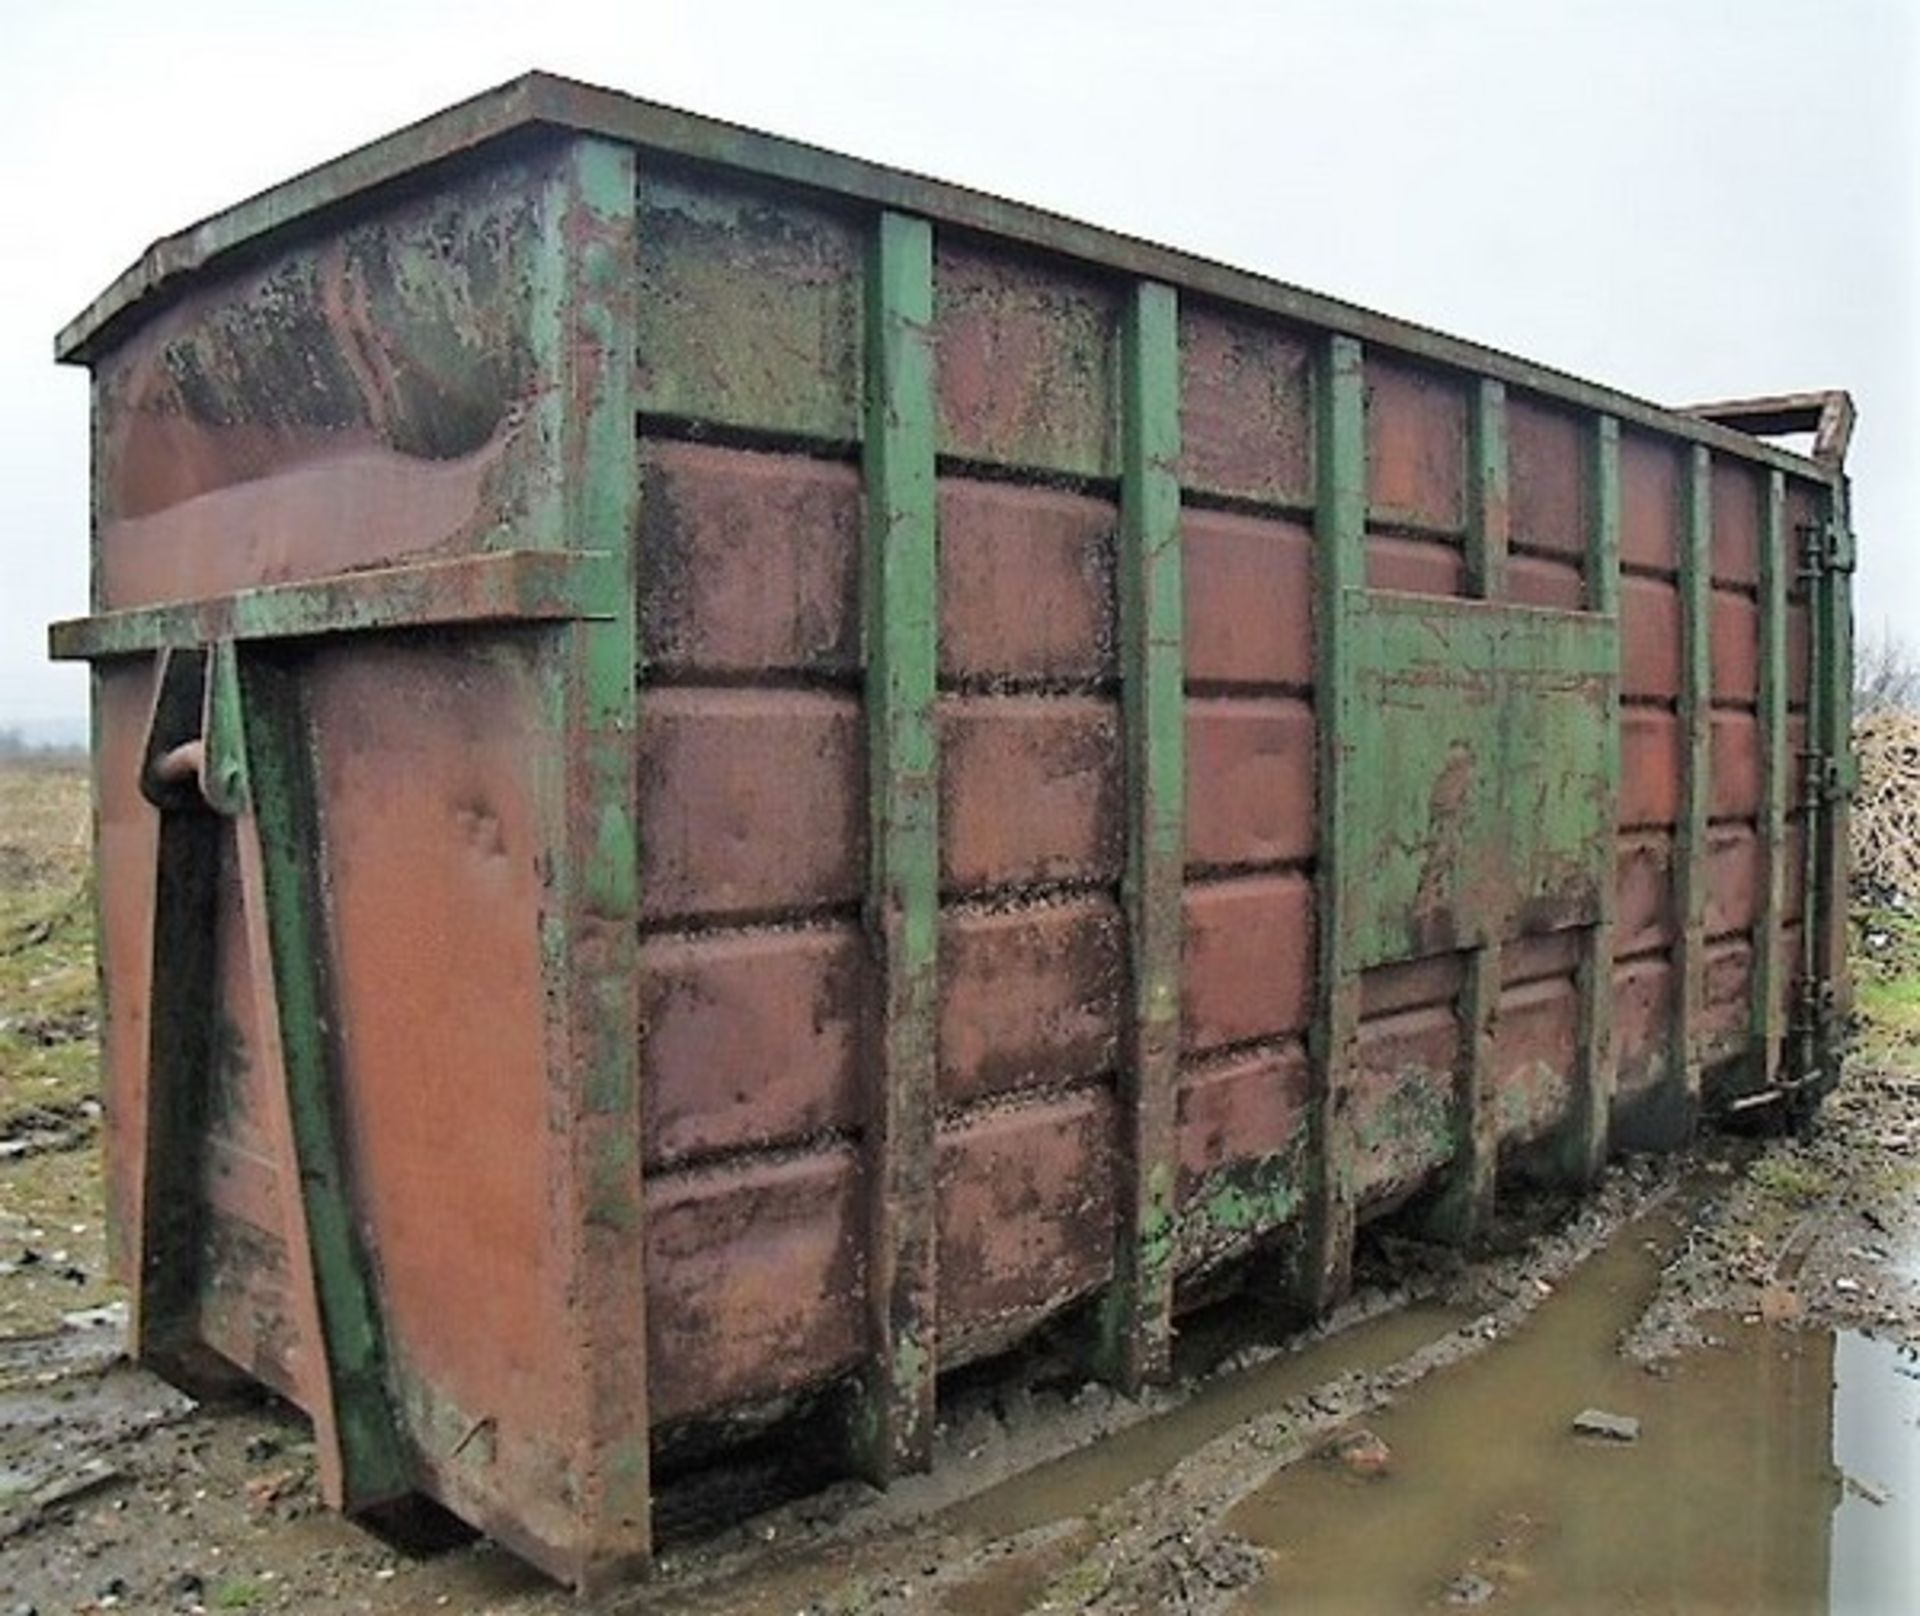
[{"left": 621, "top": 155, "right": 1851, "bottom": 1444}]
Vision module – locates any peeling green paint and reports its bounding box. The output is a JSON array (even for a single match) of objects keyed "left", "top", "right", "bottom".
[
  {"left": 1098, "top": 279, "right": 1184, "bottom": 1395},
  {"left": 239, "top": 655, "right": 412, "bottom": 1511},
  {"left": 853, "top": 209, "right": 940, "bottom": 1484},
  {"left": 1297, "top": 331, "right": 1367, "bottom": 1316},
  {"left": 1672, "top": 446, "right": 1713, "bottom": 1134},
  {"left": 1563, "top": 413, "right": 1622, "bottom": 1185}
]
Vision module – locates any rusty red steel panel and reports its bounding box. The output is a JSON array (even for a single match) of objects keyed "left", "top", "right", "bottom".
[
  {"left": 639, "top": 440, "right": 862, "bottom": 678},
  {"left": 49, "top": 72, "right": 1855, "bottom": 1586},
  {"left": 939, "top": 481, "right": 1116, "bottom": 683},
  {"left": 1617, "top": 832, "right": 1678, "bottom": 955},
  {"left": 1176, "top": 305, "right": 1314, "bottom": 506},
  {"left": 1184, "top": 697, "right": 1315, "bottom": 870},
  {"left": 938, "top": 896, "right": 1124, "bottom": 1105},
  {"left": 1620, "top": 708, "right": 1684, "bottom": 828},
  {"left": 1711, "top": 458, "right": 1765, "bottom": 588},
  {"left": 1622, "top": 575, "right": 1683, "bottom": 700},
  {"left": 1365, "top": 356, "right": 1468, "bottom": 533},
  {"left": 644, "top": 1147, "right": 865, "bottom": 1423},
  {"left": 1180, "top": 874, "right": 1315, "bottom": 1052},
  {"left": 936, "top": 1091, "right": 1117, "bottom": 1355},
  {"left": 1367, "top": 532, "right": 1468, "bottom": 595},
  {"left": 938, "top": 696, "right": 1122, "bottom": 893},
  {"left": 1492, "top": 973, "right": 1580, "bottom": 1146},
  {"left": 1711, "top": 589, "right": 1762, "bottom": 703},
  {"left": 1620, "top": 431, "right": 1684, "bottom": 575},
  {"left": 1183, "top": 510, "right": 1314, "bottom": 688},
  {"left": 638, "top": 923, "right": 865, "bottom": 1165},
  {"left": 1508, "top": 393, "right": 1591, "bottom": 561},
  {"left": 1507, "top": 552, "right": 1584, "bottom": 611},
  {"left": 636, "top": 687, "right": 865, "bottom": 920},
  {"left": 933, "top": 240, "right": 1119, "bottom": 478}
]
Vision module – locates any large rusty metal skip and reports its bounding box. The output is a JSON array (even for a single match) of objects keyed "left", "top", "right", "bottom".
[{"left": 46, "top": 70, "right": 1857, "bottom": 1589}]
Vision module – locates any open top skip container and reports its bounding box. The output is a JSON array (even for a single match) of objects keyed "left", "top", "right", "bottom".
[{"left": 49, "top": 72, "right": 1856, "bottom": 1587}]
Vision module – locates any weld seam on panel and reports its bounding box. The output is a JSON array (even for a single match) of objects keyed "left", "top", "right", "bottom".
[
  {"left": 639, "top": 667, "right": 865, "bottom": 695},
  {"left": 1364, "top": 512, "right": 1470, "bottom": 545},
  {"left": 1176, "top": 1034, "right": 1312, "bottom": 1075},
  {"left": 635, "top": 411, "right": 861, "bottom": 463},
  {"left": 1094, "top": 278, "right": 1185, "bottom": 1393},
  {"left": 932, "top": 453, "right": 1120, "bottom": 500},
  {"left": 1299, "top": 332, "right": 1366, "bottom": 1313},
  {"left": 1182, "top": 678, "right": 1318, "bottom": 702},
  {"left": 636, "top": 900, "right": 865, "bottom": 940},
  {"left": 646, "top": 1126, "right": 866, "bottom": 1180},
  {"left": 937, "top": 1071, "right": 1124, "bottom": 1129},
  {"left": 854, "top": 209, "right": 940, "bottom": 1481},
  {"left": 1673, "top": 445, "right": 1713, "bottom": 1133},
  {"left": 1177, "top": 487, "right": 1317, "bottom": 524}
]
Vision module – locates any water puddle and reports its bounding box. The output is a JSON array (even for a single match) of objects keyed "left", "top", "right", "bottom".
[
  {"left": 951, "top": 1302, "right": 1468, "bottom": 1542},
  {"left": 1228, "top": 1219, "right": 1919, "bottom": 1612}
]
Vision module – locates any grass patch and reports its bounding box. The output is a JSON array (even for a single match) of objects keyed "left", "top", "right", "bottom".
[
  {"left": 1749, "top": 1154, "right": 1833, "bottom": 1205},
  {"left": 0, "top": 760, "right": 98, "bottom": 1121}
]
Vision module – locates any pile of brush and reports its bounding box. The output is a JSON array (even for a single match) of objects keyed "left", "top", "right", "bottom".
[{"left": 1852, "top": 709, "right": 1920, "bottom": 907}]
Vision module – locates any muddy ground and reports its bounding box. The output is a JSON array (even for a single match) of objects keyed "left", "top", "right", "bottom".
[{"left": 3, "top": 755, "right": 1916, "bottom": 1614}]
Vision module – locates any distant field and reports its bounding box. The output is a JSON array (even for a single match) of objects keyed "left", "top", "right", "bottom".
[{"left": 0, "top": 757, "right": 114, "bottom": 1335}]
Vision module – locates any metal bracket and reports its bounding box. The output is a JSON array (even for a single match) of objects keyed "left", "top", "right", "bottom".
[{"left": 139, "top": 642, "right": 249, "bottom": 817}]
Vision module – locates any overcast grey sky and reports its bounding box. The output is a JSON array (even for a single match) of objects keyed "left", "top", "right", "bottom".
[{"left": 2, "top": 0, "right": 1913, "bottom": 728}]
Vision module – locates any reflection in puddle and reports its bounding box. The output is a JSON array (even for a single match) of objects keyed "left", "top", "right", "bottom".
[{"left": 1229, "top": 1220, "right": 1919, "bottom": 1612}]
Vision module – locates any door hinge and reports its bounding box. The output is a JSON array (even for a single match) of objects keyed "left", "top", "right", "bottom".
[{"left": 1796, "top": 518, "right": 1855, "bottom": 579}]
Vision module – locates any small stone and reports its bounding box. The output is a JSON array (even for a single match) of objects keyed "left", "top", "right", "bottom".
[
  {"left": 1572, "top": 1408, "right": 1640, "bottom": 1442},
  {"left": 1835, "top": 1276, "right": 1863, "bottom": 1293},
  {"left": 242, "top": 1434, "right": 282, "bottom": 1464},
  {"left": 1327, "top": 1428, "right": 1393, "bottom": 1478},
  {"left": 1445, "top": 1571, "right": 1496, "bottom": 1605}
]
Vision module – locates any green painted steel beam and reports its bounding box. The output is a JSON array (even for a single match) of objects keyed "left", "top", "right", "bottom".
[
  {"left": 1812, "top": 479, "right": 1856, "bottom": 1095},
  {"left": 1466, "top": 378, "right": 1511, "bottom": 601},
  {"left": 237, "top": 655, "right": 412, "bottom": 1511},
  {"left": 1754, "top": 471, "right": 1789, "bottom": 1082},
  {"left": 853, "top": 208, "right": 939, "bottom": 1483},
  {"left": 1672, "top": 445, "right": 1713, "bottom": 1137},
  {"left": 1097, "top": 278, "right": 1184, "bottom": 1392},
  {"left": 1425, "top": 377, "right": 1509, "bottom": 1242},
  {"left": 1566, "top": 415, "right": 1622, "bottom": 1183},
  {"left": 49, "top": 551, "right": 621, "bottom": 661},
  {"left": 527, "top": 135, "right": 649, "bottom": 1587},
  {"left": 1297, "top": 332, "right": 1367, "bottom": 1314}
]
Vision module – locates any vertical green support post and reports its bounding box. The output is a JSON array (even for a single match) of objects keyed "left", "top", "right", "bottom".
[
  {"left": 1097, "top": 280, "right": 1184, "bottom": 1392},
  {"left": 1813, "top": 479, "right": 1855, "bottom": 1094},
  {"left": 1427, "top": 377, "right": 1508, "bottom": 1241},
  {"left": 1671, "top": 444, "right": 1713, "bottom": 1137},
  {"left": 1754, "top": 471, "right": 1789, "bottom": 1086},
  {"left": 1296, "top": 333, "right": 1366, "bottom": 1313},
  {"left": 1567, "top": 415, "right": 1622, "bottom": 1181},
  {"left": 528, "top": 136, "right": 647, "bottom": 1586},
  {"left": 855, "top": 209, "right": 939, "bottom": 1481},
  {"left": 237, "top": 657, "right": 411, "bottom": 1512},
  {"left": 1466, "top": 377, "right": 1511, "bottom": 599}
]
